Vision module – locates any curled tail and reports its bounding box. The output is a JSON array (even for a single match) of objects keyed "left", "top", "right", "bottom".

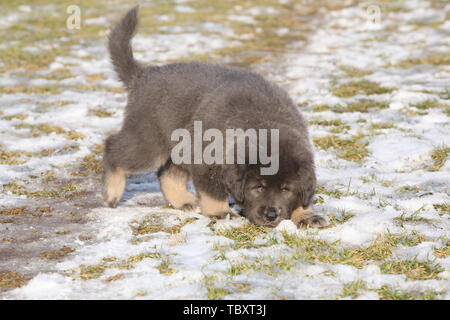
[{"left": 108, "top": 6, "right": 142, "bottom": 89}]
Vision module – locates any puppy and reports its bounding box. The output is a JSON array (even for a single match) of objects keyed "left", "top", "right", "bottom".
[{"left": 102, "top": 7, "right": 326, "bottom": 228}]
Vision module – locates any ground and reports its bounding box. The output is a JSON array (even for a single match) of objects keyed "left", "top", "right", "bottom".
[{"left": 0, "top": 0, "right": 449, "bottom": 300}]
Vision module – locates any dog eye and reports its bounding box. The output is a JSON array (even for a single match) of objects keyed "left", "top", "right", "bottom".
[
  {"left": 256, "top": 185, "right": 264, "bottom": 192},
  {"left": 281, "top": 187, "right": 289, "bottom": 193}
]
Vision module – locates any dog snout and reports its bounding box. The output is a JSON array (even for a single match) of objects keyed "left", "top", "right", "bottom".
[{"left": 265, "top": 207, "right": 278, "bottom": 221}]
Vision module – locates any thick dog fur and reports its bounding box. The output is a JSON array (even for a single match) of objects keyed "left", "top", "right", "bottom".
[{"left": 102, "top": 7, "right": 326, "bottom": 228}]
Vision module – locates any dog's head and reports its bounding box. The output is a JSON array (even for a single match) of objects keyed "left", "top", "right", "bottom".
[{"left": 222, "top": 156, "right": 316, "bottom": 227}]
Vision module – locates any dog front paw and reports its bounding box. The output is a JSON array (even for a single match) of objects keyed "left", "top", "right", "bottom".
[
  {"left": 291, "top": 205, "right": 328, "bottom": 229},
  {"left": 179, "top": 203, "right": 197, "bottom": 212},
  {"left": 207, "top": 211, "right": 230, "bottom": 220},
  {"left": 296, "top": 214, "right": 328, "bottom": 229}
]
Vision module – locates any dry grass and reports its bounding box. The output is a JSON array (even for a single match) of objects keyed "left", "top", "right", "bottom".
[
  {"left": 0, "top": 271, "right": 29, "bottom": 289},
  {"left": 313, "top": 134, "right": 369, "bottom": 162},
  {"left": 331, "top": 81, "right": 394, "bottom": 98}
]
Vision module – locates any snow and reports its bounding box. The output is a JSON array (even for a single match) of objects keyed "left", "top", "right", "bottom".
[{"left": 0, "top": 0, "right": 449, "bottom": 300}]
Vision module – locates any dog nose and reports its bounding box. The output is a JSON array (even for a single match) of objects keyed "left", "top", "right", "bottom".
[{"left": 265, "top": 207, "right": 278, "bottom": 221}]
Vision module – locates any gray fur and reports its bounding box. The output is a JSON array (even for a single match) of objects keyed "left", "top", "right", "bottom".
[{"left": 103, "top": 7, "right": 325, "bottom": 227}]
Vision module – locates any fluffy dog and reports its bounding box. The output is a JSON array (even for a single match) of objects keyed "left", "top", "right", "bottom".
[{"left": 102, "top": 7, "right": 326, "bottom": 228}]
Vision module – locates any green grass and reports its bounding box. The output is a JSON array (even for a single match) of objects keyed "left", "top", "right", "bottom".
[
  {"left": 3, "top": 182, "right": 81, "bottom": 200},
  {"left": 215, "top": 224, "right": 270, "bottom": 249},
  {"left": 339, "top": 280, "right": 366, "bottom": 299},
  {"left": 433, "top": 240, "right": 449, "bottom": 258},
  {"left": 375, "top": 285, "right": 415, "bottom": 300},
  {"left": 88, "top": 107, "right": 113, "bottom": 118},
  {"left": 328, "top": 211, "right": 355, "bottom": 225},
  {"left": 0, "top": 271, "right": 29, "bottom": 289},
  {"left": 370, "top": 122, "right": 395, "bottom": 130},
  {"left": 157, "top": 258, "right": 177, "bottom": 275},
  {"left": 313, "top": 134, "right": 369, "bottom": 162},
  {"left": 204, "top": 275, "right": 231, "bottom": 300},
  {"left": 226, "top": 254, "right": 297, "bottom": 277},
  {"left": 282, "top": 231, "right": 427, "bottom": 270},
  {"left": 380, "top": 258, "right": 443, "bottom": 280},
  {"left": 39, "top": 246, "right": 75, "bottom": 260},
  {"left": 312, "top": 100, "right": 389, "bottom": 113},
  {"left": 394, "top": 53, "right": 450, "bottom": 68},
  {"left": 69, "top": 252, "right": 161, "bottom": 280},
  {"left": 315, "top": 185, "right": 345, "bottom": 199},
  {"left": 206, "top": 286, "right": 231, "bottom": 300},
  {"left": 428, "top": 145, "right": 450, "bottom": 172},
  {"left": 71, "top": 154, "right": 103, "bottom": 177},
  {"left": 394, "top": 207, "right": 433, "bottom": 224},
  {"left": 331, "top": 81, "right": 394, "bottom": 98},
  {"left": 433, "top": 203, "right": 449, "bottom": 216},
  {"left": 309, "top": 119, "right": 350, "bottom": 133},
  {"left": 130, "top": 216, "right": 198, "bottom": 236},
  {"left": 339, "top": 65, "right": 372, "bottom": 77}
]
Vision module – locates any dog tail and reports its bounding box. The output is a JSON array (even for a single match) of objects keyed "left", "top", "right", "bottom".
[{"left": 108, "top": 6, "right": 142, "bottom": 89}]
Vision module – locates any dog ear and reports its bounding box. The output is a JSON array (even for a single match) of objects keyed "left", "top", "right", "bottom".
[
  {"left": 296, "top": 161, "right": 316, "bottom": 208},
  {"left": 221, "top": 164, "right": 247, "bottom": 204}
]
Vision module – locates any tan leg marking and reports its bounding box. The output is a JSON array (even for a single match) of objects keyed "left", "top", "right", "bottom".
[
  {"left": 159, "top": 166, "right": 196, "bottom": 210},
  {"left": 198, "top": 192, "right": 229, "bottom": 218},
  {"left": 102, "top": 167, "right": 126, "bottom": 208},
  {"left": 291, "top": 205, "right": 328, "bottom": 228}
]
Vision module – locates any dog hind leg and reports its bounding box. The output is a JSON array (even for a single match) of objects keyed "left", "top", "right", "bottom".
[{"left": 102, "top": 131, "right": 167, "bottom": 208}]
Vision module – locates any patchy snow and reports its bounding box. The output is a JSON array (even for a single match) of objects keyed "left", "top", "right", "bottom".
[{"left": 0, "top": 0, "right": 449, "bottom": 300}]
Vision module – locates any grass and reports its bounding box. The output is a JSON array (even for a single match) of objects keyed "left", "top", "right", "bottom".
[
  {"left": 39, "top": 246, "right": 75, "bottom": 260},
  {"left": 2, "top": 114, "right": 28, "bottom": 121},
  {"left": 13, "top": 122, "right": 84, "bottom": 141},
  {"left": 331, "top": 80, "right": 394, "bottom": 98},
  {"left": 410, "top": 100, "right": 450, "bottom": 116},
  {"left": 411, "top": 100, "right": 440, "bottom": 110},
  {"left": 339, "top": 65, "right": 373, "bottom": 77},
  {"left": 328, "top": 211, "right": 355, "bottom": 225},
  {"left": 428, "top": 145, "right": 450, "bottom": 172},
  {"left": 0, "top": 0, "right": 447, "bottom": 298},
  {"left": 103, "top": 274, "right": 124, "bottom": 282},
  {"left": 71, "top": 154, "right": 103, "bottom": 176},
  {"left": 157, "top": 258, "right": 177, "bottom": 275},
  {"left": 312, "top": 100, "right": 389, "bottom": 113},
  {"left": 130, "top": 216, "right": 198, "bottom": 236},
  {"left": 309, "top": 119, "right": 350, "bottom": 133},
  {"left": 226, "top": 254, "right": 297, "bottom": 277},
  {"left": 204, "top": 275, "right": 231, "bottom": 300},
  {"left": 313, "top": 134, "right": 369, "bottom": 162},
  {"left": 433, "top": 240, "right": 449, "bottom": 258},
  {"left": 72, "top": 252, "right": 161, "bottom": 280},
  {"left": 315, "top": 185, "right": 347, "bottom": 199},
  {"left": 375, "top": 286, "right": 415, "bottom": 300},
  {"left": 215, "top": 224, "right": 270, "bottom": 249},
  {"left": 394, "top": 207, "right": 433, "bottom": 224},
  {"left": 0, "top": 271, "right": 29, "bottom": 289},
  {"left": 396, "top": 185, "right": 421, "bottom": 194},
  {"left": 370, "top": 122, "right": 395, "bottom": 130},
  {"left": 88, "top": 107, "right": 113, "bottom": 118},
  {"left": 433, "top": 203, "right": 449, "bottom": 216},
  {"left": 339, "top": 280, "right": 366, "bottom": 299},
  {"left": 207, "top": 287, "right": 231, "bottom": 300},
  {"left": 380, "top": 258, "right": 443, "bottom": 280},
  {"left": 3, "top": 182, "right": 81, "bottom": 200},
  {"left": 0, "top": 206, "right": 53, "bottom": 217},
  {"left": 79, "top": 264, "right": 108, "bottom": 280},
  {"left": 282, "top": 231, "right": 427, "bottom": 270},
  {"left": 394, "top": 53, "right": 450, "bottom": 68}
]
